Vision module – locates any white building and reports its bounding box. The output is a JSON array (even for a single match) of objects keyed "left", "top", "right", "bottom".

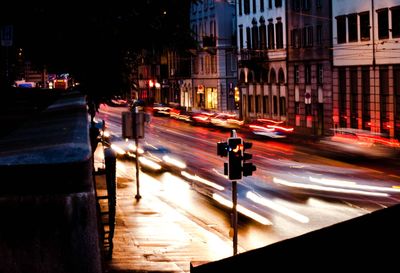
[
  {"left": 332, "top": 0, "right": 400, "bottom": 138},
  {"left": 236, "top": 0, "right": 287, "bottom": 121},
  {"left": 190, "top": 0, "right": 237, "bottom": 112}
]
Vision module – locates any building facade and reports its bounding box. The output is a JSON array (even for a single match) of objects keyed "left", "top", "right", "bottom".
[
  {"left": 287, "top": 0, "right": 333, "bottom": 136},
  {"left": 332, "top": 0, "right": 400, "bottom": 139},
  {"left": 236, "top": 0, "right": 288, "bottom": 122},
  {"left": 190, "top": 0, "right": 237, "bottom": 112}
]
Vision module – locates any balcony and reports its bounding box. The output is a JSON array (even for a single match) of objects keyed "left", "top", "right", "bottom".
[
  {"left": 239, "top": 49, "right": 268, "bottom": 60},
  {"left": 202, "top": 35, "right": 216, "bottom": 48}
]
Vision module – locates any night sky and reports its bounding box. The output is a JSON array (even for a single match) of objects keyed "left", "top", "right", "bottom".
[{"left": 0, "top": 1, "right": 193, "bottom": 95}]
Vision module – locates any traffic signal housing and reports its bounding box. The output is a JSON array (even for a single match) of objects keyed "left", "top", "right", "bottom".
[
  {"left": 217, "top": 141, "right": 228, "bottom": 157},
  {"left": 228, "top": 137, "right": 243, "bottom": 180},
  {"left": 242, "top": 141, "right": 256, "bottom": 176}
]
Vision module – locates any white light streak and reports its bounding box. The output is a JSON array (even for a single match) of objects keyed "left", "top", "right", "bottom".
[
  {"left": 181, "top": 171, "right": 225, "bottom": 191},
  {"left": 163, "top": 155, "right": 187, "bottom": 169},
  {"left": 212, "top": 193, "right": 272, "bottom": 225},
  {"left": 309, "top": 176, "right": 400, "bottom": 194},
  {"left": 246, "top": 191, "right": 309, "bottom": 223},
  {"left": 273, "top": 177, "right": 389, "bottom": 198}
]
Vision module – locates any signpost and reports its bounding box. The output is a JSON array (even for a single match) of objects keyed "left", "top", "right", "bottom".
[{"left": 122, "top": 107, "right": 146, "bottom": 200}]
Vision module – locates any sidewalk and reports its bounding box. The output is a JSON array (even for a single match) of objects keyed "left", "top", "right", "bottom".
[{"left": 93, "top": 144, "right": 233, "bottom": 273}]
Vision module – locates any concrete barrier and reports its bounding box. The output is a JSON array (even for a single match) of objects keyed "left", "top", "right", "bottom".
[{"left": 0, "top": 92, "right": 102, "bottom": 273}]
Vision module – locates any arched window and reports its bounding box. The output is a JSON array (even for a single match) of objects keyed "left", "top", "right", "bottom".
[
  {"left": 254, "top": 70, "right": 261, "bottom": 83},
  {"left": 239, "top": 70, "right": 246, "bottom": 83},
  {"left": 270, "top": 68, "right": 276, "bottom": 84},
  {"left": 252, "top": 18, "right": 259, "bottom": 50},
  {"left": 276, "top": 19, "right": 283, "bottom": 49},
  {"left": 268, "top": 19, "right": 275, "bottom": 49},
  {"left": 248, "top": 71, "right": 254, "bottom": 83},
  {"left": 278, "top": 68, "right": 285, "bottom": 84},
  {"left": 259, "top": 17, "right": 267, "bottom": 50},
  {"left": 262, "top": 68, "right": 269, "bottom": 83}
]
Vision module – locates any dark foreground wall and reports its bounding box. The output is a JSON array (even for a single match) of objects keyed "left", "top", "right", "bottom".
[
  {"left": 0, "top": 92, "right": 102, "bottom": 273},
  {"left": 191, "top": 202, "right": 400, "bottom": 272}
]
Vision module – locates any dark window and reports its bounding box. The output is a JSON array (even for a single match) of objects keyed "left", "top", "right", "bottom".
[
  {"left": 359, "top": 12, "right": 370, "bottom": 41},
  {"left": 259, "top": 20, "right": 267, "bottom": 49},
  {"left": 394, "top": 65, "right": 400, "bottom": 138},
  {"left": 273, "top": 96, "right": 278, "bottom": 115},
  {"left": 270, "top": 69, "right": 276, "bottom": 84},
  {"left": 263, "top": 96, "right": 269, "bottom": 114},
  {"left": 260, "top": 0, "right": 264, "bottom": 12},
  {"left": 246, "top": 27, "right": 252, "bottom": 49},
  {"left": 348, "top": 14, "right": 358, "bottom": 42},
  {"left": 252, "top": 19, "right": 259, "bottom": 49},
  {"left": 302, "top": 0, "right": 310, "bottom": 11},
  {"left": 239, "top": 25, "right": 244, "bottom": 49},
  {"left": 294, "top": 65, "right": 299, "bottom": 84},
  {"left": 391, "top": 6, "right": 400, "bottom": 38},
  {"left": 316, "top": 24, "right": 322, "bottom": 45},
  {"left": 305, "top": 104, "right": 312, "bottom": 116},
  {"left": 305, "top": 64, "right": 311, "bottom": 84},
  {"left": 316, "top": 0, "right": 322, "bottom": 9},
  {"left": 350, "top": 68, "right": 358, "bottom": 129},
  {"left": 239, "top": 0, "right": 243, "bottom": 15},
  {"left": 362, "top": 67, "right": 370, "bottom": 130},
  {"left": 248, "top": 95, "right": 253, "bottom": 112},
  {"left": 295, "top": 102, "right": 300, "bottom": 115},
  {"left": 276, "top": 20, "right": 283, "bottom": 48},
  {"left": 278, "top": 68, "right": 285, "bottom": 84},
  {"left": 317, "top": 64, "right": 323, "bottom": 84},
  {"left": 337, "top": 16, "right": 346, "bottom": 44},
  {"left": 339, "top": 68, "right": 347, "bottom": 127},
  {"left": 275, "top": 0, "right": 282, "bottom": 8},
  {"left": 292, "top": 0, "right": 300, "bottom": 11},
  {"left": 244, "top": 0, "right": 250, "bottom": 14},
  {"left": 252, "top": 0, "right": 257, "bottom": 13},
  {"left": 255, "top": 95, "right": 260, "bottom": 113},
  {"left": 377, "top": 8, "right": 389, "bottom": 39},
  {"left": 268, "top": 20, "right": 275, "bottom": 49},
  {"left": 380, "top": 66, "right": 389, "bottom": 133},
  {"left": 303, "top": 26, "right": 313, "bottom": 47},
  {"left": 279, "top": 97, "right": 286, "bottom": 115},
  {"left": 268, "top": 0, "right": 272, "bottom": 9},
  {"left": 292, "top": 28, "right": 301, "bottom": 48}
]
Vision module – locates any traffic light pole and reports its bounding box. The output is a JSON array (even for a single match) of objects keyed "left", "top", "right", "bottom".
[
  {"left": 232, "top": 180, "right": 238, "bottom": 255},
  {"left": 217, "top": 129, "right": 255, "bottom": 256},
  {"left": 135, "top": 136, "right": 141, "bottom": 200}
]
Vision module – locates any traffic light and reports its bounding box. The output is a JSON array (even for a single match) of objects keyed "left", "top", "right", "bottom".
[
  {"left": 228, "top": 137, "right": 243, "bottom": 180},
  {"left": 242, "top": 141, "right": 256, "bottom": 176},
  {"left": 217, "top": 141, "right": 228, "bottom": 157}
]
